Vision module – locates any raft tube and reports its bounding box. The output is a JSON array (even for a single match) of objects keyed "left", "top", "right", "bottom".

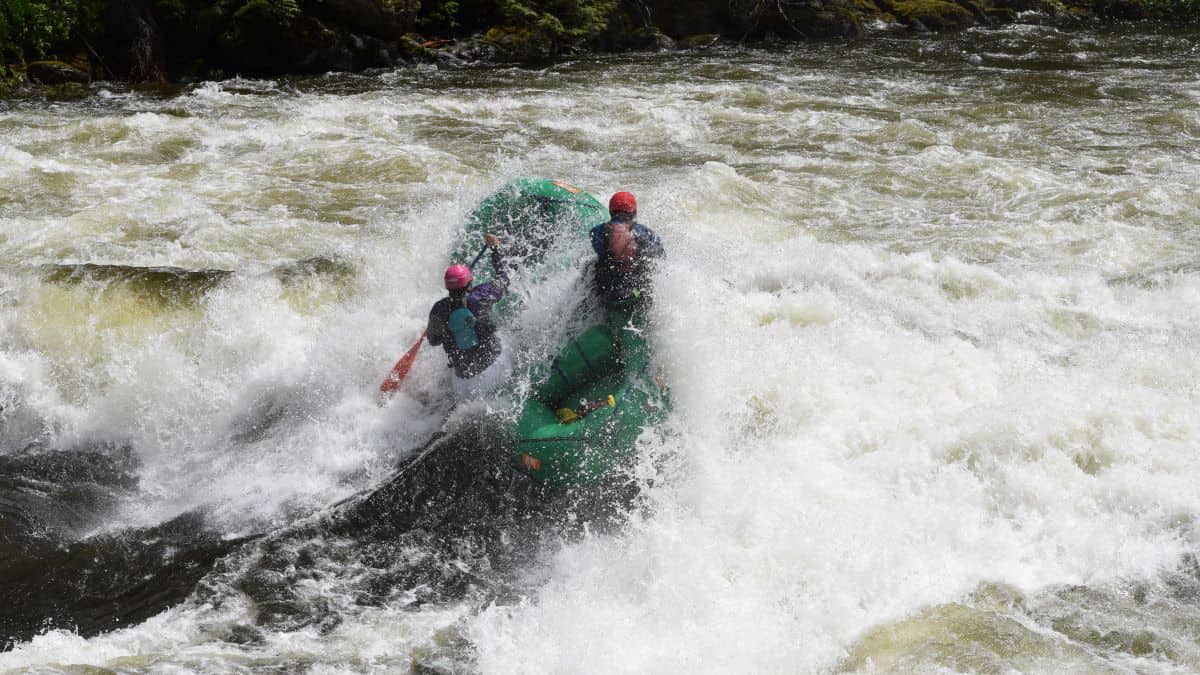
[
  {"left": 453, "top": 177, "right": 604, "bottom": 302},
  {"left": 449, "top": 178, "right": 669, "bottom": 487},
  {"left": 514, "top": 308, "right": 669, "bottom": 488}
]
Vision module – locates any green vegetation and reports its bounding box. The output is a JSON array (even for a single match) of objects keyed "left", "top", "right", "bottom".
[
  {"left": 1144, "top": 0, "right": 1200, "bottom": 17},
  {"left": 420, "top": 0, "right": 460, "bottom": 30},
  {"left": 888, "top": 0, "right": 975, "bottom": 29},
  {"left": 478, "top": 0, "right": 617, "bottom": 59},
  {"left": 235, "top": 0, "right": 300, "bottom": 21},
  {"left": 420, "top": 0, "right": 616, "bottom": 55},
  {"left": 0, "top": 0, "right": 102, "bottom": 61},
  {"left": 1, "top": 0, "right": 1197, "bottom": 84}
]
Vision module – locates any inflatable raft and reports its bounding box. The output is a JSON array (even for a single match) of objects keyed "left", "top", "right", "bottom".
[
  {"left": 454, "top": 176, "right": 603, "bottom": 304},
  {"left": 513, "top": 305, "right": 669, "bottom": 488},
  {"left": 455, "top": 177, "right": 668, "bottom": 488}
]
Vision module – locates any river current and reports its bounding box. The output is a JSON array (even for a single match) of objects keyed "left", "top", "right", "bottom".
[{"left": 2, "top": 22, "right": 1200, "bottom": 674}]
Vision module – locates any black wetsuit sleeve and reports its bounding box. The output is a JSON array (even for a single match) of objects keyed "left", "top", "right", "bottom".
[
  {"left": 634, "top": 224, "right": 665, "bottom": 258},
  {"left": 426, "top": 302, "right": 446, "bottom": 346}
]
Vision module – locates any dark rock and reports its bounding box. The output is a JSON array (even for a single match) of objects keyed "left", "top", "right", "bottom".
[
  {"left": 397, "top": 34, "right": 437, "bottom": 58},
  {"left": 216, "top": 0, "right": 304, "bottom": 74},
  {"left": 224, "top": 623, "right": 265, "bottom": 645},
  {"left": 810, "top": 8, "right": 867, "bottom": 39},
  {"left": 434, "top": 36, "right": 498, "bottom": 64},
  {"left": 0, "top": 511, "right": 253, "bottom": 650},
  {"left": 986, "top": 0, "right": 1047, "bottom": 12},
  {"left": 90, "top": 0, "right": 161, "bottom": 80},
  {"left": 1096, "top": 0, "right": 1148, "bottom": 18},
  {"left": 643, "top": 0, "right": 729, "bottom": 37},
  {"left": 730, "top": 0, "right": 814, "bottom": 39},
  {"left": 0, "top": 444, "right": 138, "bottom": 547},
  {"left": 218, "top": 8, "right": 401, "bottom": 75},
  {"left": 985, "top": 0, "right": 1081, "bottom": 22},
  {"left": 615, "top": 26, "right": 676, "bottom": 50},
  {"left": 482, "top": 25, "right": 558, "bottom": 62},
  {"left": 193, "top": 5, "right": 229, "bottom": 39},
  {"left": 615, "top": 2, "right": 823, "bottom": 50},
  {"left": 346, "top": 32, "right": 395, "bottom": 69},
  {"left": 302, "top": 0, "right": 413, "bottom": 39},
  {"left": 640, "top": 26, "right": 677, "bottom": 50},
  {"left": 152, "top": 3, "right": 224, "bottom": 77},
  {"left": 8, "top": 0, "right": 1177, "bottom": 83},
  {"left": 26, "top": 61, "right": 89, "bottom": 85},
  {"left": 889, "top": 0, "right": 976, "bottom": 30},
  {"left": 295, "top": 44, "right": 356, "bottom": 72},
  {"left": 908, "top": 16, "right": 933, "bottom": 30},
  {"left": 40, "top": 82, "right": 94, "bottom": 101},
  {"left": 293, "top": 14, "right": 342, "bottom": 52},
  {"left": 677, "top": 33, "right": 722, "bottom": 49},
  {"left": 953, "top": 0, "right": 993, "bottom": 24},
  {"left": 435, "top": 49, "right": 468, "bottom": 66}
]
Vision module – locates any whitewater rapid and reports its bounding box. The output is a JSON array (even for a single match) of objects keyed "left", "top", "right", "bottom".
[{"left": 3, "top": 23, "right": 1200, "bottom": 673}]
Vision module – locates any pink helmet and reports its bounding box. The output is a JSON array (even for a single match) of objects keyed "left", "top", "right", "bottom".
[{"left": 444, "top": 264, "right": 472, "bottom": 290}]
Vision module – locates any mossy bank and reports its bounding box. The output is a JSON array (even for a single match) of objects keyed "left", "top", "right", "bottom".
[{"left": 1, "top": 0, "right": 1197, "bottom": 89}]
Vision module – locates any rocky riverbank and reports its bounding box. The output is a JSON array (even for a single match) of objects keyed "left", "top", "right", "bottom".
[{"left": 0, "top": 0, "right": 1194, "bottom": 91}]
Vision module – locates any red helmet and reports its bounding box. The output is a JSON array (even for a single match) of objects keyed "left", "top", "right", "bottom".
[
  {"left": 444, "top": 264, "right": 472, "bottom": 290},
  {"left": 609, "top": 191, "right": 637, "bottom": 216}
]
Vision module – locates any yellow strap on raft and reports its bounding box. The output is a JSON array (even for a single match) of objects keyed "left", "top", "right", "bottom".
[{"left": 557, "top": 395, "right": 615, "bottom": 424}]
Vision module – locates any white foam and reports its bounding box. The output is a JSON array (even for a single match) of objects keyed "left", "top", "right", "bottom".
[{"left": 2, "top": 40, "right": 1199, "bottom": 672}]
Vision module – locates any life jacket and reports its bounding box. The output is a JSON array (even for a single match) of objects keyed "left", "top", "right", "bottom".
[
  {"left": 595, "top": 222, "right": 650, "bottom": 308},
  {"left": 448, "top": 305, "right": 478, "bottom": 350},
  {"left": 607, "top": 222, "right": 638, "bottom": 272},
  {"left": 439, "top": 295, "right": 500, "bottom": 378}
]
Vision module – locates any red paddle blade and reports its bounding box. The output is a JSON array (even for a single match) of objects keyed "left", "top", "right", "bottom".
[{"left": 380, "top": 329, "right": 427, "bottom": 395}]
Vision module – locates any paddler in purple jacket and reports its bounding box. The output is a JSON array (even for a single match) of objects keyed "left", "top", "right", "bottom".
[{"left": 427, "top": 233, "right": 513, "bottom": 399}]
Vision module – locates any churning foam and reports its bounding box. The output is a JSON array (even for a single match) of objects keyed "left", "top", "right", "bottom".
[{"left": 3, "top": 30, "right": 1200, "bottom": 672}]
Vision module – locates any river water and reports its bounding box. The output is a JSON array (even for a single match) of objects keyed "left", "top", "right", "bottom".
[{"left": 2, "top": 22, "right": 1200, "bottom": 674}]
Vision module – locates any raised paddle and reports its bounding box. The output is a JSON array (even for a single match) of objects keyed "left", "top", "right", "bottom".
[{"left": 379, "top": 243, "right": 491, "bottom": 398}]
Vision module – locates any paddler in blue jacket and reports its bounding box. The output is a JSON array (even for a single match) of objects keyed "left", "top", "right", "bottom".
[
  {"left": 427, "top": 233, "right": 513, "bottom": 400},
  {"left": 590, "top": 191, "right": 665, "bottom": 308}
]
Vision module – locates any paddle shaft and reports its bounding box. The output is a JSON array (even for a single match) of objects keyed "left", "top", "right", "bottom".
[{"left": 467, "top": 244, "right": 489, "bottom": 269}]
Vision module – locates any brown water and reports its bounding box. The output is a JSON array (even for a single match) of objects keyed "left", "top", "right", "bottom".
[{"left": 2, "top": 23, "right": 1200, "bottom": 673}]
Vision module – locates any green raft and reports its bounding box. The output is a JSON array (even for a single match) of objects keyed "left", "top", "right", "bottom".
[
  {"left": 453, "top": 176, "right": 603, "bottom": 311},
  {"left": 453, "top": 177, "right": 669, "bottom": 488},
  {"left": 513, "top": 305, "right": 669, "bottom": 488}
]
